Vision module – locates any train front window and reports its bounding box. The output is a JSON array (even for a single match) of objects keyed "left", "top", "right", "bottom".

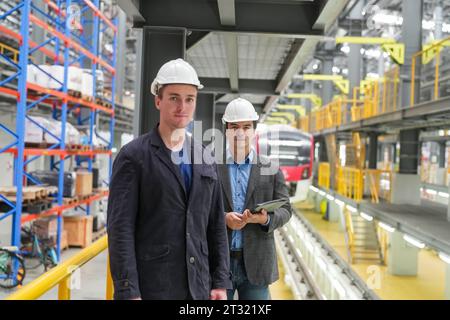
[{"left": 261, "top": 138, "right": 311, "bottom": 167}]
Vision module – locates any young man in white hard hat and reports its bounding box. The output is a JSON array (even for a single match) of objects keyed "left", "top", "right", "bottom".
[
  {"left": 107, "top": 58, "right": 231, "bottom": 300},
  {"left": 217, "top": 98, "right": 292, "bottom": 300}
]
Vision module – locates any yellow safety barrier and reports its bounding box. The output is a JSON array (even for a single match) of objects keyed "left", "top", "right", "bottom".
[
  {"left": 317, "top": 165, "right": 393, "bottom": 204},
  {"left": 6, "top": 235, "right": 113, "bottom": 300},
  {"left": 296, "top": 35, "right": 450, "bottom": 135},
  {"left": 299, "top": 116, "right": 309, "bottom": 132},
  {"left": 0, "top": 42, "right": 19, "bottom": 63},
  {"left": 343, "top": 207, "right": 355, "bottom": 264},
  {"left": 299, "top": 64, "right": 399, "bottom": 134},
  {"left": 350, "top": 67, "right": 399, "bottom": 123},
  {"left": 364, "top": 169, "right": 392, "bottom": 203},
  {"left": 411, "top": 35, "right": 450, "bottom": 106},
  {"left": 336, "top": 166, "right": 363, "bottom": 202},
  {"left": 318, "top": 162, "right": 330, "bottom": 189}
]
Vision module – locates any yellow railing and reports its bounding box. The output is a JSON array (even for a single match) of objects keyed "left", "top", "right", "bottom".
[
  {"left": 318, "top": 162, "right": 330, "bottom": 189},
  {"left": 343, "top": 207, "right": 355, "bottom": 264},
  {"left": 6, "top": 235, "right": 113, "bottom": 300},
  {"left": 317, "top": 165, "right": 393, "bottom": 204},
  {"left": 300, "top": 65, "right": 400, "bottom": 133},
  {"left": 307, "top": 97, "right": 364, "bottom": 132},
  {"left": 411, "top": 35, "right": 450, "bottom": 106},
  {"left": 364, "top": 169, "right": 392, "bottom": 203},
  {"left": 299, "top": 34, "right": 450, "bottom": 134},
  {"left": 300, "top": 116, "right": 309, "bottom": 132},
  {"left": 336, "top": 166, "right": 363, "bottom": 202},
  {"left": 0, "top": 42, "right": 19, "bottom": 63},
  {"left": 351, "top": 67, "right": 400, "bottom": 122}
]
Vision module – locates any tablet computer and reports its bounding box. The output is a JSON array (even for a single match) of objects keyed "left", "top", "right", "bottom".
[{"left": 253, "top": 198, "right": 289, "bottom": 213}]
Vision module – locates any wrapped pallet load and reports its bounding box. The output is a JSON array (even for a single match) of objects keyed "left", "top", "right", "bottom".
[
  {"left": 25, "top": 116, "right": 46, "bottom": 143},
  {"left": 68, "top": 66, "right": 82, "bottom": 93},
  {"left": 81, "top": 69, "right": 94, "bottom": 99},
  {"left": 36, "top": 65, "right": 53, "bottom": 88},
  {"left": 47, "top": 65, "right": 64, "bottom": 89},
  {"left": 26, "top": 64, "right": 37, "bottom": 84},
  {"left": 65, "top": 122, "right": 81, "bottom": 145},
  {"left": 92, "top": 129, "right": 110, "bottom": 148},
  {"left": 43, "top": 118, "right": 63, "bottom": 144}
]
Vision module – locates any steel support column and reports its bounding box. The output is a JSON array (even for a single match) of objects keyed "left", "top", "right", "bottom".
[
  {"left": 398, "top": 0, "right": 423, "bottom": 174},
  {"left": 348, "top": 0, "right": 363, "bottom": 98},
  {"left": 400, "top": 0, "right": 423, "bottom": 108},
  {"left": 304, "top": 82, "right": 313, "bottom": 112},
  {"left": 137, "top": 27, "right": 186, "bottom": 135},
  {"left": 321, "top": 42, "right": 335, "bottom": 105},
  {"left": 439, "top": 141, "right": 446, "bottom": 168},
  {"left": 194, "top": 93, "right": 215, "bottom": 146},
  {"left": 368, "top": 132, "right": 378, "bottom": 169},
  {"left": 115, "top": 9, "right": 127, "bottom": 104},
  {"left": 399, "top": 129, "right": 419, "bottom": 174}
]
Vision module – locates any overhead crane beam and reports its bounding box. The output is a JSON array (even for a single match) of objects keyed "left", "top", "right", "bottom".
[
  {"left": 301, "top": 74, "right": 349, "bottom": 95},
  {"left": 286, "top": 93, "right": 322, "bottom": 109},
  {"left": 265, "top": 116, "right": 289, "bottom": 124},
  {"left": 336, "top": 36, "right": 404, "bottom": 65},
  {"left": 275, "top": 104, "right": 305, "bottom": 117},
  {"left": 270, "top": 112, "right": 296, "bottom": 124}
]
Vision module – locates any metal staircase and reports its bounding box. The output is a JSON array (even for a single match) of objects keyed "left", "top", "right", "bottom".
[{"left": 345, "top": 211, "right": 384, "bottom": 265}]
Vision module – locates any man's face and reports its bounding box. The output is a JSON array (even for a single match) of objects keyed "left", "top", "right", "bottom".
[
  {"left": 155, "top": 84, "right": 197, "bottom": 129},
  {"left": 226, "top": 121, "right": 255, "bottom": 155}
]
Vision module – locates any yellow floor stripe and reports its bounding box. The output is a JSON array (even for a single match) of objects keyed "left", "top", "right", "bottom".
[{"left": 299, "top": 209, "right": 447, "bottom": 300}]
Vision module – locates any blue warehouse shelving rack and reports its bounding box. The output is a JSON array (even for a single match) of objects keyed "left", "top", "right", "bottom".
[{"left": 0, "top": 0, "right": 117, "bottom": 285}]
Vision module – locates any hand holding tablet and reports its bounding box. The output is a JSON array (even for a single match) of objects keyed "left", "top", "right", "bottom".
[{"left": 252, "top": 198, "right": 289, "bottom": 213}]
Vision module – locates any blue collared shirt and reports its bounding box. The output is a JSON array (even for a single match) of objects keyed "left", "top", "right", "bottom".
[
  {"left": 227, "top": 149, "right": 270, "bottom": 251},
  {"left": 171, "top": 136, "right": 192, "bottom": 196}
]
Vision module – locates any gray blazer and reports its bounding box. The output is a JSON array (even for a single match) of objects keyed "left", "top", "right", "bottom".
[{"left": 218, "top": 156, "right": 292, "bottom": 286}]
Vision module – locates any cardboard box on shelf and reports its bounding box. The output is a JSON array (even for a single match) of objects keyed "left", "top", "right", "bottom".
[
  {"left": 25, "top": 116, "right": 46, "bottom": 143},
  {"left": 61, "top": 229, "right": 68, "bottom": 250},
  {"left": 81, "top": 71, "right": 94, "bottom": 97},
  {"left": 33, "top": 216, "right": 60, "bottom": 239},
  {"left": 75, "top": 170, "right": 93, "bottom": 196},
  {"left": 63, "top": 215, "right": 93, "bottom": 248}
]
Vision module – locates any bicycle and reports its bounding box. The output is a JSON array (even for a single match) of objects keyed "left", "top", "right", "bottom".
[
  {"left": 20, "top": 224, "right": 58, "bottom": 272},
  {"left": 0, "top": 246, "right": 26, "bottom": 289}
]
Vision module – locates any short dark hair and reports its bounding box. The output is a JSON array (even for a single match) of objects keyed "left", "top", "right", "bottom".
[
  {"left": 226, "top": 121, "right": 256, "bottom": 129},
  {"left": 156, "top": 85, "right": 166, "bottom": 99}
]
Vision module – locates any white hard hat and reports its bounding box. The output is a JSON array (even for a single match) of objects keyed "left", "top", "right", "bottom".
[
  {"left": 222, "top": 98, "right": 259, "bottom": 124},
  {"left": 150, "top": 58, "right": 203, "bottom": 95}
]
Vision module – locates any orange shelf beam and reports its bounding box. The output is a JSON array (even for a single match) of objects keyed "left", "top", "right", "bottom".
[
  {"left": 27, "top": 83, "right": 114, "bottom": 115},
  {"left": 21, "top": 190, "right": 109, "bottom": 223},
  {"left": 0, "top": 87, "right": 20, "bottom": 99},
  {"left": 0, "top": 83, "right": 114, "bottom": 115},
  {"left": 83, "top": 0, "right": 117, "bottom": 33},
  {"left": 29, "top": 14, "right": 115, "bottom": 74},
  {"left": 0, "top": 25, "right": 63, "bottom": 62},
  {"left": 4, "top": 148, "right": 112, "bottom": 157}
]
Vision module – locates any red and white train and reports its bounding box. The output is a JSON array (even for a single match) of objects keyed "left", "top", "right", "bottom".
[{"left": 256, "top": 124, "right": 313, "bottom": 201}]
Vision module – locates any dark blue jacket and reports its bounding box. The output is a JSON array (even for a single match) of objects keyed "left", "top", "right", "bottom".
[{"left": 107, "top": 127, "right": 231, "bottom": 299}]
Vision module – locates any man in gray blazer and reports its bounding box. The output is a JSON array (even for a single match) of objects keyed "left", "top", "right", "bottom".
[{"left": 217, "top": 98, "right": 292, "bottom": 300}]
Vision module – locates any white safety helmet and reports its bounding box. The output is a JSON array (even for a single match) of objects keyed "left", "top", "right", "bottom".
[
  {"left": 150, "top": 58, "right": 203, "bottom": 95},
  {"left": 222, "top": 98, "right": 259, "bottom": 124}
]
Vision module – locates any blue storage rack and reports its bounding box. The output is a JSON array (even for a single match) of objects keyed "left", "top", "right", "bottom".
[{"left": 0, "top": 0, "right": 116, "bottom": 285}]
